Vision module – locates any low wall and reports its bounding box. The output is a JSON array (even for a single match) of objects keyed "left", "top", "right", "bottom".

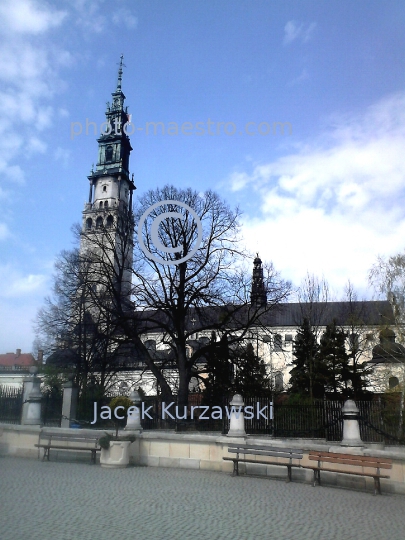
[{"left": 1, "top": 423, "right": 404, "bottom": 494}]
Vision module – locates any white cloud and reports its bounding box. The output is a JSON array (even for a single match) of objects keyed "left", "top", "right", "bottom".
[
  {"left": 0, "top": 223, "right": 11, "bottom": 240},
  {"left": 0, "top": 0, "right": 67, "bottom": 35},
  {"left": 229, "top": 92, "right": 405, "bottom": 294},
  {"left": 0, "top": 265, "right": 48, "bottom": 298},
  {"left": 54, "top": 147, "right": 71, "bottom": 167},
  {"left": 27, "top": 137, "right": 47, "bottom": 155},
  {"left": 283, "top": 21, "right": 316, "bottom": 45},
  {"left": 288, "top": 68, "right": 309, "bottom": 86},
  {"left": 73, "top": 0, "right": 137, "bottom": 33},
  {"left": 0, "top": 1, "right": 72, "bottom": 207},
  {"left": 112, "top": 7, "right": 138, "bottom": 29}
]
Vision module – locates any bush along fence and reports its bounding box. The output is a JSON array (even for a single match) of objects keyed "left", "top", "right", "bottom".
[{"left": 0, "top": 375, "right": 404, "bottom": 445}]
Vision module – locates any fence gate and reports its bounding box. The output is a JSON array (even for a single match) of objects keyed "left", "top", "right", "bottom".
[
  {"left": 41, "top": 392, "right": 63, "bottom": 427},
  {"left": 0, "top": 385, "right": 23, "bottom": 424}
]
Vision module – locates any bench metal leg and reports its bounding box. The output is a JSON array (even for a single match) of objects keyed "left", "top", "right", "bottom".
[
  {"left": 42, "top": 447, "right": 50, "bottom": 462},
  {"left": 287, "top": 465, "right": 292, "bottom": 482},
  {"left": 313, "top": 469, "right": 320, "bottom": 487},
  {"left": 374, "top": 477, "right": 381, "bottom": 496},
  {"left": 232, "top": 459, "right": 239, "bottom": 477},
  {"left": 91, "top": 450, "right": 96, "bottom": 464}
]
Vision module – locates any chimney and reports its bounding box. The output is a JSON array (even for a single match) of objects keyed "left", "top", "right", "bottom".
[
  {"left": 16, "top": 349, "right": 21, "bottom": 357},
  {"left": 37, "top": 350, "right": 44, "bottom": 364}
]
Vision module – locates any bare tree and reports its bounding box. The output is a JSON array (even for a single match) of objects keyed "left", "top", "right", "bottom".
[
  {"left": 369, "top": 253, "right": 405, "bottom": 435},
  {"left": 291, "top": 273, "right": 331, "bottom": 400},
  {"left": 338, "top": 281, "right": 374, "bottom": 398},
  {"left": 34, "top": 248, "right": 126, "bottom": 396},
  {"left": 81, "top": 185, "right": 291, "bottom": 408},
  {"left": 296, "top": 273, "right": 331, "bottom": 337}
]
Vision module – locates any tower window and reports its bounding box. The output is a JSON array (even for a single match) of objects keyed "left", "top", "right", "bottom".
[
  {"left": 96, "top": 216, "right": 103, "bottom": 229},
  {"left": 106, "top": 215, "right": 114, "bottom": 228},
  {"left": 99, "top": 201, "right": 103, "bottom": 208},
  {"left": 273, "top": 334, "right": 282, "bottom": 351},
  {"left": 275, "top": 372, "right": 284, "bottom": 391},
  {"left": 86, "top": 218, "right": 92, "bottom": 230},
  {"left": 103, "top": 186, "right": 107, "bottom": 192},
  {"left": 104, "top": 201, "right": 108, "bottom": 208},
  {"left": 105, "top": 146, "right": 113, "bottom": 162}
]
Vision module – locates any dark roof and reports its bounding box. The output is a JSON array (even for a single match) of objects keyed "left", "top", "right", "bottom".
[
  {"left": 131, "top": 300, "right": 394, "bottom": 332},
  {"left": 46, "top": 349, "right": 80, "bottom": 368},
  {"left": 256, "top": 301, "right": 394, "bottom": 328}
]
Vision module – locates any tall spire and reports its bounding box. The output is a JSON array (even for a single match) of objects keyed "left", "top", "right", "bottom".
[
  {"left": 116, "top": 54, "right": 124, "bottom": 91},
  {"left": 250, "top": 253, "right": 267, "bottom": 308}
]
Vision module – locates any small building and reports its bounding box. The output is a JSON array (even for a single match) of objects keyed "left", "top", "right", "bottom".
[{"left": 0, "top": 349, "right": 40, "bottom": 388}]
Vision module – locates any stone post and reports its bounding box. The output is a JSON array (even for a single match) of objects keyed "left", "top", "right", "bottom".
[
  {"left": 22, "top": 367, "right": 42, "bottom": 425},
  {"left": 227, "top": 394, "right": 246, "bottom": 437},
  {"left": 61, "top": 378, "right": 79, "bottom": 428},
  {"left": 125, "top": 389, "right": 143, "bottom": 432},
  {"left": 341, "top": 399, "right": 364, "bottom": 447}
]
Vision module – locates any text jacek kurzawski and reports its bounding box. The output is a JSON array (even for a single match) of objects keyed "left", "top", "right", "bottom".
[{"left": 91, "top": 401, "right": 273, "bottom": 424}]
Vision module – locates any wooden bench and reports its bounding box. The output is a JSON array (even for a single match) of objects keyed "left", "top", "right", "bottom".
[
  {"left": 306, "top": 451, "right": 392, "bottom": 495},
  {"left": 35, "top": 431, "right": 101, "bottom": 464},
  {"left": 223, "top": 444, "right": 304, "bottom": 481}
]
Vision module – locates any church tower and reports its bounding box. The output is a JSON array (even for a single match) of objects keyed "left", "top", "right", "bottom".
[
  {"left": 81, "top": 56, "right": 136, "bottom": 300},
  {"left": 250, "top": 254, "right": 267, "bottom": 308}
]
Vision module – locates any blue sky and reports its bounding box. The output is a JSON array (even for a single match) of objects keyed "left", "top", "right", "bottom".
[{"left": 0, "top": 0, "right": 405, "bottom": 352}]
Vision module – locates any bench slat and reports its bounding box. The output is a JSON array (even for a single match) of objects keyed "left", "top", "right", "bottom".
[
  {"left": 227, "top": 448, "right": 303, "bottom": 460},
  {"left": 228, "top": 445, "right": 301, "bottom": 454},
  {"left": 225, "top": 457, "right": 298, "bottom": 466},
  {"left": 302, "top": 465, "right": 390, "bottom": 478},
  {"left": 309, "top": 451, "right": 392, "bottom": 465},
  {"left": 308, "top": 454, "right": 392, "bottom": 469},
  {"left": 36, "top": 444, "right": 100, "bottom": 451}
]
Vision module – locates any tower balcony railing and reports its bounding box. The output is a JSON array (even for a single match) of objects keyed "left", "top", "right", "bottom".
[{"left": 84, "top": 200, "right": 127, "bottom": 211}]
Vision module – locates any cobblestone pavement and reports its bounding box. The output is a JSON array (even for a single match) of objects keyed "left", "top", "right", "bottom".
[{"left": 0, "top": 457, "right": 404, "bottom": 540}]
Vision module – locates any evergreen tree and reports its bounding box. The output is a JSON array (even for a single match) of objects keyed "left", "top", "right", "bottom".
[
  {"left": 203, "top": 336, "right": 270, "bottom": 401},
  {"left": 289, "top": 318, "right": 324, "bottom": 399},
  {"left": 233, "top": 342, "right": 270, "bottom": 397},
  {"left": 346, "top": 331, "right": 373, "bottom": 398},
  {"left": 318, "top": 320, "right": 350, "bottom": 396}
]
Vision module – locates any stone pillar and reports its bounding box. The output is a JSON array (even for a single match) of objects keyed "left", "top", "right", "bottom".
[
  {"left": 227, "top": 394, "right": 246, "bottom": 437},
  {"left": 61, "top": 379, "right": 79, "bottom": 428},
  {"left": 125, "top": 389, "right": 143, "bottom": 432},
  {"left": 22, "top": 368, "right": 42, "bottom": 425},
  {"left": 341, "top": 399, "right": 364, "bottom": 447}
]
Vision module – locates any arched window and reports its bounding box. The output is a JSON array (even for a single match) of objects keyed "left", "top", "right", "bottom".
[
  {"left": 105, "top": 146, "right": 113, "bottom": 162},
  {"left": 273, "top": 334, "right": 283, "bottom": 351},
  {"left": 349, "top": 333, "right": 359, "bottom": 351},
  {"left": 103, "top": 185, "right": 107, "bottom": 192},
  {"left": 99, "top": 201, "right": 103, "bottom": 208},
  {"left": 86, "top": 218, "right": 92, "bottom": 230},
  {"left": 96, "top": 216, "right": 103, "bottom": 229},
  {"left": 106, "top": 215, "right": 114, "bottom": 228},
  {"left": 389, "top": 376, "right": 399, "bottom": 389},
  {"left": 275, "top": 372, "right": 284, "bottom": 391},
  {"left": 104, "top": 201, "right": 108, "bottom": 208}
]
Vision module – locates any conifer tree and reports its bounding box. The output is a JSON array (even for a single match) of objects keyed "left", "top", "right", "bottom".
[
  {"left": 233, "top": 342, "right": 270, "bottom": 397},
  {"left": 318, "top": 320, "right": 350, "bottom": 396},
  {"left": 289, "top": 318, "right": 324, "bottom": 399}
]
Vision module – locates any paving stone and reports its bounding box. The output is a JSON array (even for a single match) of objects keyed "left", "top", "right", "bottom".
[{"left": 0, "top": 456, "right": 404, "bottom": 540}]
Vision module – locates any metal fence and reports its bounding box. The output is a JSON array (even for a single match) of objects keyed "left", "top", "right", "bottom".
[
  {"left": 1, "top": 382, "right": 403, "bottom": 445},
  {"left": 0, "top": 385, "right": 23, "bottom": 424},
  {"left": 41, "top": 392, "right": 63, "bottom": 427},
  {"left": 137, "top": 395, "right": 404, "bottom": 444}
]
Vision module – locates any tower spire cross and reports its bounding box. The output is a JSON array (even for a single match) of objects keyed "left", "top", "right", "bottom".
[{"left": 116, "top": 54, "right": 126, "bottom": 91}]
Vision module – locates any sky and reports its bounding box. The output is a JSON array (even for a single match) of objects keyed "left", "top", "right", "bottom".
[{"left": 0, "top": 0, "right": 405, "bottom": 353}]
